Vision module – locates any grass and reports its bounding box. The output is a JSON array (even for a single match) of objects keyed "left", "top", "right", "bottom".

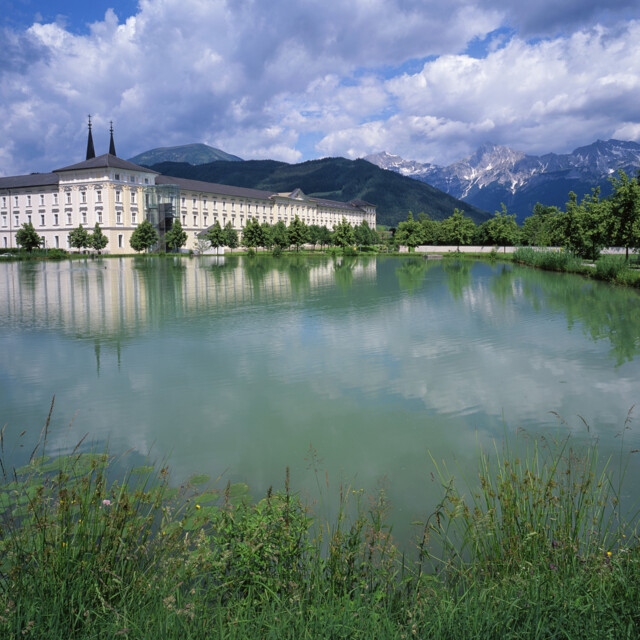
[
  {"left": 513, "top": 247, "right": 640, "bottom": 288},
  {"left": 1, "top": 403, "right": 639, "bottom": 638}
]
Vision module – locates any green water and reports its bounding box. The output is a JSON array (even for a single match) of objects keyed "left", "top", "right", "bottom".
[{"left": 1, "top": 255, "right": 639, "bottom": 544}]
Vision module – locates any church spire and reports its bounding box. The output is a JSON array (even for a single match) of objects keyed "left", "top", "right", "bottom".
[
  {"left": 109, "top": 121, "right": 117, "bottom": 156},
  {"left": 86, "top": 115, "right": 96, "bottom": 160}
]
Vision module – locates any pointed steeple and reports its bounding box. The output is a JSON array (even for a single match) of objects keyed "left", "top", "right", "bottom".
[
  {"left": 86, "top": 115, "right": 96, "bottom": 160},
  {"left": 109, "top": 121, "right": 117, "bottom": 156}
]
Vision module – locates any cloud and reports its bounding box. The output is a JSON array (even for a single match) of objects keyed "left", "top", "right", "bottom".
[
  {"left": 317, "top": 20, "right": 640, "bottom": 164},
  {"left": 0, "top": 0, "right": 639, "bottom": 175}
]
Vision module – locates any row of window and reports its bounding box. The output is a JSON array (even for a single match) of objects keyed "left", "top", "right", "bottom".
[
  {"left": 1, "top": 209, "right": 144, "bottom": 228},
  {"left": 1, "top": 190, "right": 141, "bottom": 209}
]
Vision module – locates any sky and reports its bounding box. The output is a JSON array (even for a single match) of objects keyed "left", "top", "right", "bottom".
[{"left": 1, "top": 0, "right": 640, "bottom": 176}]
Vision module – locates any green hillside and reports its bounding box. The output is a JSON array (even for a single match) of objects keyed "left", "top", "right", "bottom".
[
  {"left": 129, "top": 143, "right": 242, "bottom": 166},
  {"left": 148, "top": 157, "right": 490, "bottom": 227}
]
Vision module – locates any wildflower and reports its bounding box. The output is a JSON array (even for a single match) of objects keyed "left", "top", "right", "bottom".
[
  {"left": 607, "top": 551, "right": 612, "bottom": 557},
  {"left": 196, "top": 504, "right": 201, "bottom": 510},
  {"left": 102, "top": 499, "right": 111, "bottom": 507}
]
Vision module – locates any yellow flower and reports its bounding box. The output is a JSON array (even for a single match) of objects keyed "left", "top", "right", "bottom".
[
  {"left": 607, "top": 551, "right": 612, "bottom": 557},
  {"left": 196, "top": 504, "right": 201, "bottom": 510}
]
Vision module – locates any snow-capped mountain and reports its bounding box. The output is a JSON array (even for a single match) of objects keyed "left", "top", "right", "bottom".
[{"left": 364, "top": 140, "right": 640, "bottom": 221}]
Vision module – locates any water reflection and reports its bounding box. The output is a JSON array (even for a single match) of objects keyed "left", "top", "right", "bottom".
[{"left": 489, "top": 265, "right": 640, "bottom": 365}]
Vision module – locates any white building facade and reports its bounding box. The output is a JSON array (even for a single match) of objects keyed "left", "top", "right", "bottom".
[{"left": 0, "top": 139, "right": 376, "bottom": 254}]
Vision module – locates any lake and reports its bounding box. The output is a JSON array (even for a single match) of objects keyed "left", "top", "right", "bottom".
[{"left": 1, "top": 254, "right": 639, "bottom": 545}]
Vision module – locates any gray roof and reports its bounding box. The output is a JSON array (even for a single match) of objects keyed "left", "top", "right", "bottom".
[
  {"left": 308, "top": 196, "right": 366, "bottom": 212},
  {"left": 156, "top": 175, "right": 276, "bottom": 200},
  {"left": 54, "top": 154, "right": 158, "bottom": 174},
  {"left": 348, "top": 198, "right": 375, "bottom": 208},
  {"left": 0, "top": 173, "right": 59, "bottom": 189}
]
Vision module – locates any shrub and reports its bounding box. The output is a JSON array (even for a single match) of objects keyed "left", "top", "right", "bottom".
[{"left": 596, "top": 254, "right": 629, "bottom": 282}]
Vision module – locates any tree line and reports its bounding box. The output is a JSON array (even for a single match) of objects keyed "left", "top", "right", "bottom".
[{"left": 394, "top": 169, "right": 640, "bottom": 260}]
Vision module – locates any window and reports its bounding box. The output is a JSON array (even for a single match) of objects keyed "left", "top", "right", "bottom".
[
  {"left": 54, "top": 236, "right": 59, "bottom": 248},
  {"left": 96, "top": 190, "right": 102, "bottom": 203},
  {"left": 1, "top": 196, "right": 6, "bottom": 208},
  {"left": 116, "top": 212, "right": 122, "bottom": 224},
  {"left": 3, "top": 237, "right": 6, "bottom": 248},
  {"left": 1, "top": 215, "right": 6, "bottom": 227},
  {"left": 181, "top": 197, "right": 186, "bottom": 207},
  {"left": 14, "top": 196, "right": 18, "bottom": 207},
  {"left": 82, "top": 212, "right": 87, "bottom": 225},
  {"left": 144, "top": 178, "right": 149, "bottom": 185},
  {"left": 97, "top": 212, "right": 103, "bottom": 223},
  {"left": 182, "top": 214, "right": 186, "bottom": 225},
  {"left": 132, "top": 211, "right": 137, "bottom": 224},
  {"left": 118, "top": 234, "right": 123, "bottom": 248},
  {"left": 130, "top": 176, "right": 135, "bottom": 183},
  {"left": 53, "top": 193, "right": 58, "bottom": 206},
  {"left": 192, "top": 198, "right": 196, "bottom": 207},
  {"left": 203, "top": 198, "right": 207, "bottom": 210},
  {"left": 65, "top": 192, "right": 71, "bottom": 205},
  {"left": 114, "top": 173, "right": 120, "bottom": 181},
  {"left": 193, "top": 215, "right": 197, "bottom": 226},
  {"left": 39, "top": 194, "right": 44, "bottom": 206},
  {"left": 14, "top": 214, "right": 19, "bottom": 226},
  {"left": 27, "top": 195, "right": 31, "bottom": 207},
  {"left": 131, "top": 191, "right": 136, "bottom": 204},
  {"left": 115, "top": 191, "right": 121, "bottom": 203},
  {"left": 67, "top": 212, "right": 72, "bottom": 225},
  {"left": 54, "top": 214, "right": 59, "bottom": 226},
  {"left": 27, "top": 214, "right": 32, "bottom": 224},
  {"left": 145, "top": 194, "right": 150, "bottom": 207},
  {"left": 81, "top": 191, "right": 86, "bottom": 204},
  {"left": 40, "top": 214, "right": 45, "bottom": 226},
  {"left": 204, "top": 214, "right": 208, "bottom": 226}
]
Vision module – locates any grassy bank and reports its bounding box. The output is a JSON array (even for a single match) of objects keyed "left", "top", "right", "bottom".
[
  {"left": 1, "top": 411, "right": 639, "bottom": 638},
  {"left": 513, "top": 247, "right": 640, "bottom": 288}
]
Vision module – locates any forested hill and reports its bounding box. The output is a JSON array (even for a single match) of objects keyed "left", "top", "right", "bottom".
[{"left": 147, "top": 157, "right": 490, "bottom": 227}]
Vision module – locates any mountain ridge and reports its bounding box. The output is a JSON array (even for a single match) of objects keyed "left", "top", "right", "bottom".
[
  {"left": 129, "top": 143, "right": 243, "bottom": 166},
  {"left": 365, "top": 140, "right": 640, "bottom": 221}
]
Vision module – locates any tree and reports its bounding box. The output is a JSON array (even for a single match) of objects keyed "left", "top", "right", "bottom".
[
  {"left": 164, "top": 218, "right": 187, "bottom": 252},
  {"left": 417, "top": 213, "right": 441, "bottom": 245},
  {"left": 68, "top": 224, "right": 90, "bottom": 251},
  {"left": 260, "top": 222, "right": 273, "bottom": 250},
  {"left": 271, "top": 220, "right": 289, "bottom": 250},
  {"left": 129, "top": 219, "right": 159, "bottom": 252},
  {"left": 90, "top": 223, "right": 109, "bottom": 253},
  {"left": 485, "top": 204, "right": 520, "bottom": 252},
  {"left": 394, "top": 212, "right": 423, "bottom": 250},
  {"left": 354, "top": 219, "right": 376, "bottom": 247},
  {"left": 205, "top": 220, "right": 224, "bottom": 253},
  {"left": 241, "top": 217, "right": 262, "bottom": 251},
  {"left": 577, "top": 188, "right": 613, "bottom": 261},
  {"left": 608, "top": 169, "right": 640, "bottom": 260},
  {"left": 15, "top": 222, "right": 42, "bottom": 252},
  {"left": 521, "top": 203, "right": 561, "bottom": 247},
  {"left": 223, "top": 221, "right": 239, "bottom": 253},
  {"left": 316, "top": 225, "right": 333, "bottom": 250},
  {"left": 288, "top": 215, "right": 309, "bottom": 252},
  {"left": 332, "top": 217, "right": 355, "bottom": 248},
  {"left": 439, "top": 209, "right": 476, "bottom": 250}
]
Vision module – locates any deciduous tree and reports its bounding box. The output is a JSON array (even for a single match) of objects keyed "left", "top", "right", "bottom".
[
  {"left": 90, "top": 223, "right": 109, "bottom": 253},
  {"left": 129, "top": 219, "right": 159, "bottom": 253},
  {"left": 68, "top": 224, "right": 90, "bottom": 251},
  {"left": 15, "top": 222, "right": 42, "bottom": 252}
]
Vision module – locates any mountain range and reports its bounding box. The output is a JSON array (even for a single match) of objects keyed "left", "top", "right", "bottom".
[
  {"left": 144, "top": 157, "right": 491, "bottom": 227},
  {"left": 365, "top": 140, "right": 640, "bottom": 222}
]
